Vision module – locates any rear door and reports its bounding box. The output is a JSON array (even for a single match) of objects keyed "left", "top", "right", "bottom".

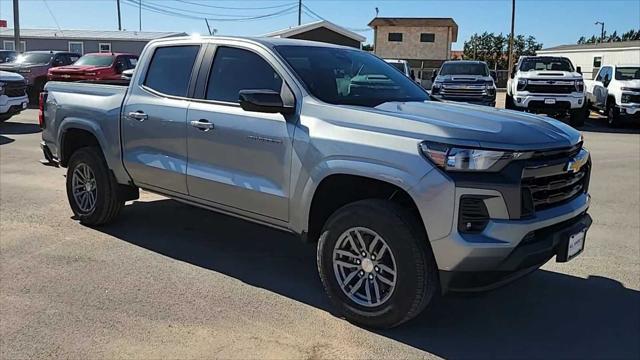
[
  {"left": 185, "top": 45, "right": 294, "bottom": 221},
  {"left": 122, "top": 44, "right": 203, "bottom": 194}
]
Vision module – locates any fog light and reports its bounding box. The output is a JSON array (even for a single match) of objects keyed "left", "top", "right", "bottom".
[
  {"left": 516, "top": 97, "right": 522, "bottom": 103},
  {"left": 578, "top": 99, "right": 583, "bottom": 105}
]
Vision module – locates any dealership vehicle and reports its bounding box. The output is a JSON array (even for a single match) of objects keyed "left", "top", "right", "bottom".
[
  {"left": 0, "top": 70, "right": 29, "bottom": 121},
  {"left": 506, "top": 56, "right": 587, "bottom": 126},
  {"left": 430, "top": 60, "right": 497, "bottom": 107},
  {"left": 121, "top": 68, "right": 135, "bottom": 80},
  {"left": 0, "top": 51, "right": 80, "bottom": 100},
  {"left": 585, "top": 64, "right": 640, "bottom": 127},
  {"left": 0, "top": 50, "right": 18, "bottom": 64},
  {"left": 48, "top": 53, "right": 138, "bottom": 83},
  {"left": 40, "top": 37, "right": 592, "bottom": 328},
  {"left": 384, "top": 59, "right": 416, "bottom": 80}
]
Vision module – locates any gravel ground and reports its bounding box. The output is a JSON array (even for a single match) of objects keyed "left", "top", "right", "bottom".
[{"left": 1, "top": 109, "right": 639, "bottom": 359}]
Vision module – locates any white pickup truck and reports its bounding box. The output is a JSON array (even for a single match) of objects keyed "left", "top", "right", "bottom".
[
  {"left": 506, "top": 56, "right": 587, "bottom": 126},
  {"left": 585, "top": 64, "right": 640, "bottom": 127}
]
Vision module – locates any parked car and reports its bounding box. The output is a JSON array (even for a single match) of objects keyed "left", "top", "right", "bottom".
[
  {"left": 0, "top": 50, "right": 18, "bottom": 64},
  {"left": 430, "top": 60, "right": 497, "bottom": 107},
  {"left": 40, "top": 37, "right": 592, "bottom": 329},
  {"left": 0, "top": 70, "right": 29, "bottom": 122},
  {"left": 384, "top": 59, "right": 417, "bottom": 81},
  {"left": 585, "top": 64, "right": 640, "bottom": 127},
  {"left": 48, "top": 53, "right": 138, "bottom": 82},
  {"left": 506, "top": 56, "right": 587, "bottom": 126},
  {"left": 0, "top": 51, "right": 80, "bottom": 100}
]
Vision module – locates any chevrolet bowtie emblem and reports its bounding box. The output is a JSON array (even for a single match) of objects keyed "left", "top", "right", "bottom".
[{"left": 566, "top": 149, "right": 589, "bottom": 173}]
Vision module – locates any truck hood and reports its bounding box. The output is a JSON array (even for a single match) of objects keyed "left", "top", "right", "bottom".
[
  {"left": 49, "top": 65, "right": 111, "bottom": 73},
  {"left": 0, "top": 70, "right": 25, "bottom": 81},
  {"left": 0, "top": 63, "right": 42, "bottom": 71},
  {"left": 518, "top": 70, "right": 582, "bottom": 80},
  {"left": 342, "top": 100, "right": 581, "bottom": 151}
]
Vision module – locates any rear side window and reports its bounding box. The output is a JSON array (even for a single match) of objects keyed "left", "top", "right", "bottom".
[
  {"left": 206, "top": 46, "right": 282, "bottom": 103},
  {"left": 144, "top": 45, "right": 200, "bottom": 97}
]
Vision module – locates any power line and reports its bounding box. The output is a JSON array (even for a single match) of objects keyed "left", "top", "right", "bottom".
[
  {"left": 41, "top": 0, "right": 64, "bottom": 35},
  {"left": 174, "top": 0, "right": 297, "bottom": 11}
]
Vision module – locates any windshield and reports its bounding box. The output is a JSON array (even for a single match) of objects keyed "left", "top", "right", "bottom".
[
  {"left": 276, "top": 46, "right": 427, "bottom": 107},
  {"left": 520, "top": 58, "right": 574, "bottom": 72},
  {"left": 440, "top": 62, "right": 488, "bottom": 76},
  {"left": 74, "top": 55, "right": 114, "bottom": 66},
  {"left": 14, "top": 53, "right": 54, "bottom": 65},
  {"left": 615, "top": 67, "right": 640, "bottom": 80}
]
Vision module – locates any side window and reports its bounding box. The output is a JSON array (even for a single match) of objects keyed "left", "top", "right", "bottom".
[
  {"left": 206, "top": 46, "right": 282, "bottom": 103},
  {"left": 129, "top": 57, "right": 138, "bottom": 68},
  {"left": 144, "top": 45, "right": 200, "bottom": 97},
  {"left": 595, "top": 68, "right": 604, "bottom": 82}
]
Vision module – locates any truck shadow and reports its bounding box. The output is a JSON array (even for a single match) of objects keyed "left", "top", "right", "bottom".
[
  {"left": 0, "top": 120, "right": 42, "bottom": 136},
  {"left": 100, "top": 198, "right": 639, "bottom": 359}
]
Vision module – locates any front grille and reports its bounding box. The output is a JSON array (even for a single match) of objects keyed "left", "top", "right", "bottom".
[
  {"left": 521, "top": 148, "right": 590, "bottom": 213},
  {"left": 528, "top": 100, "right": 571, "bottom": 110},
  {"left": 523, "top": 84, "right": 575, "bottom": 94},
  {"left": 3, "top": 80, "right": 26, "bottom": 97},
  {"left": 626, "top": 94, "right": 640, "bottom": 103},
  {"left": 441, "top": 84, "right": 486, "bottom": 97}
]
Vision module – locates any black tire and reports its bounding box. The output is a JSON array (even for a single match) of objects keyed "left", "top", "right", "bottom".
[
  {"left": 317, "top": 199, "right": 439, "bottom": 329},
  {"left": 66, "top": 146, "right": 124, "bottom": 226},
  {"left": 606, "top": 102, "right": 620, "bottom": 128},
  {"left": 29, "top": 78, "right": 46, "bottom": 102},
  {"left": 569, "top": 106, "right": 587, "bottom": 127},
  {"left": 505, "top": 93, "right": 515, "bottom": 109}
]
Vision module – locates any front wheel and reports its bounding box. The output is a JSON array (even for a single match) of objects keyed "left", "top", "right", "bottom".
[
  {"left": 317, "top": 199, "right": 439, "bottom": 329},
  {"left": 569, "top": 106, "right": 587, "bottom": 127},
  {"left": 66, "top": 147, "right": 124, "bottom": 226},
  {"left": 505, "top": 93, "right": 515, "bottom": 109},
  {"left": 607, "top": 103, "right": 620, "bottom": 128}
]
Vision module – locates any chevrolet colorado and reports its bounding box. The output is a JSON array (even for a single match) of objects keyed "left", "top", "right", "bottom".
[
  {"left": 506, "top": 56, "right": 588, "bottom": 126},
  {"left": 40, "top": 37, "right": 592, "bottom": 328},
  {"left": 585, "top": 64, "right": 640, "bottom": 127}
]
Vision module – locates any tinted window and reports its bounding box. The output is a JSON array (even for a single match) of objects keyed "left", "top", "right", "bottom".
[
  {"left": 69, "top": 54, "right": 80, "bottom": 63},
  {"left": 519, "top": 57, "right": 574, "bottom": 72},
  {"left": 440, "top": 62, "right": 489, "bottom": 76},
  {"left": 206, "top": 47, "right": 282, "bottom": 103},
  {"left": 15, "top": 52, "right": 54, "bottom": 65},
  {"left": 276, "top": 45, "right": 427, "bottom": 107},
  {"left": 615, "top": 67, "right": 640, "bottom": 80},
  {"left": 420, "top": 33, "right": 435, "bottom": 42},
  {"left": 388, "top": 33, "right": 403, "bottom": 42},
  {"left": 144, "top": 45, "right": 199, "bottom": 97}
]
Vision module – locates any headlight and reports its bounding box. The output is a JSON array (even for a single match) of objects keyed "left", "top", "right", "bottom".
[
  {"left": 419, "top": 141, "right": 523, "bottom": 172},
  {"left": 431, "top": 81, "right": 442, "bottom": 94},
  {"left": 517, "top": 78, "right": 527, "bottom": 91},
  {"left": 575, "top": 79, "right": 584, "bottom": 92},
  {"left": 621, "top": 94, "right": 631, "bottom": 103},
  {"left": 621, "top": 87, "right": 637, "bottom": 91},
  {"left": 0, "top": 82, "right": 4, "bottom": 96}
]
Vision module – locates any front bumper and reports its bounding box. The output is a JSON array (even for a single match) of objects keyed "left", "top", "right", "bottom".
[
  {"left": 513, "top": 92, "right": 584, "bottom": 111},
  {"left": 432, "top": 94, "right": 496, "bottom": 107},
  {"left": 0, "top": 94, "right": 29, "bottom": 115},
  {"left": 618, "top": 103, "right": 640, "bottom": 117}
]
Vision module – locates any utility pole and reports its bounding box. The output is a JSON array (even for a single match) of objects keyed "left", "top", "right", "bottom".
[
  {"left": 595, "top": 21, "right": 605, "bottom": 42},
  {"left": 139, "top": 0, "right": 142, "bottom": 31},
  {"left": 507, "top": 0, "right": 515, "bottom": 78},
  {"left": 298, "top": 0, "right": 302, "bottom": 26},
  {"left": 116, "top": 0, "right": 122, "bottom": 31},
  {"left": 12, "top": 0, "right": 20, "bottom": 52}
]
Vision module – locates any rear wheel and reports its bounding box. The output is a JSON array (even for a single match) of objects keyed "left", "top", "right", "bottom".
[
  {"left": 607, "top": 102, "right": 620, "bottom": 128},
  {"left": 66, "top": 147, "right": 124, "bottom": 226},
  {"left": 317, "top": 199, "right": 439, "bottom": 329}
]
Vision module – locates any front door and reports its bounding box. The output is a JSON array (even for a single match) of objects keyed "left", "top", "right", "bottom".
[
  {"left": 122, "top": 45, "right": 201, "bottom": 194},
  {"left": 186, "top": 46, "right": 293, "bottom": 221}
]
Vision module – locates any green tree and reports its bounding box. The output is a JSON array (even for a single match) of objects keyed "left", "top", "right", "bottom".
[
  {"left": 577, "top": 28, "right": 639, "bottom": 43},
  {"left": 462, "top": 32, "right": 542, "bottom": 69}
]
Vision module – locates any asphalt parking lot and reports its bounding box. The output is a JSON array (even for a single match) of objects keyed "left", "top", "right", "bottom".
[{"left": 1, "top": 108, "right": 639, "bottom": 359}]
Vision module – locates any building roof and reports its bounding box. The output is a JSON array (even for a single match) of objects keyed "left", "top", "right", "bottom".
[
  {"left": 368, "top": 17, "right": 458, "bottom": 42},
  {"left": 263, "top": 20, "right": 366, "bottom": 43},
  {"left": 539, "top": 40, "right": 640, "bottom": 52},
  {"left": 0, "top": 28, "right": 187, "bottom": 41}
]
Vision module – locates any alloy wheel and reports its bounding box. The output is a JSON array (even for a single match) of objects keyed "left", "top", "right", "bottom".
[{"left": 71, "top": 163, "right": 98, "bottom": 213}]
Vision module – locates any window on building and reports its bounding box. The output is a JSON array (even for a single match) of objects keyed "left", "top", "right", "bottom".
[
  {"left": 206, "top": 46, "right": 282, "bottom": 103},
  {"left": 593, "top": 56, "right": 602, "bottom": 68},
  {"left": 420, "top": 33, "right": 435, "bottom": 42},
  {"left": 144, "top": 45, "right": 200, "bottom": 97},
  {"left": 3, "top": 40, "right": 26, "bottom": 52},
  {"left": 388, "top": 33, "right": 403, "bottom": 42},
  {"left": 68, "top": 41, "right": 84, "bottom": 55},
  {"left": 99, "top": 43, "right": 112, "bottom": 53}
]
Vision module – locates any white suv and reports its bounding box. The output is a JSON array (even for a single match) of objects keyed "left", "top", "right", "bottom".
[
  {"left": 0, "top": 70, "right": 29, "bottom": 122},
  {"left": 585, "top": 64, "right": 640, "bottom": 127},
  {"left": 506, "top": 56, "right": 587, "bottom": 126}
]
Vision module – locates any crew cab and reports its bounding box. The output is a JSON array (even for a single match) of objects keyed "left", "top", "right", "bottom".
[
  {"left": 48, "top": 52, "right": 138, "bottom": 83},
  {"left": 0, "top": 70, "right": 29, "bottom": 121},
  {"left": 585, "top": 64, "right": 640, "bottom": 127},
  {"left": 430, "top": 60, "right": 497, "bottom": 107},
  {"left": 40, "top": 37, "right": 592, "bottom": 328},
  {"left": 0, "top": 51, "right": 80, "bottom": 100},
  {"left": 506, "top": 56, "right": 587, "bottom": 126}
]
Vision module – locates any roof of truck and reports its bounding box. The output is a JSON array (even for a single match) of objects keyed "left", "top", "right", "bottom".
[{"left": 152, "top": 35, "right": 355, "bottom": 50}]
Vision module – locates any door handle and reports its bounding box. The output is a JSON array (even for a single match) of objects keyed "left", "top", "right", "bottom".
[
  {"left": 190, "top": 119, "right": 215, "bottom": 131},
  {"left": 128, "top": 111, "right": 148, "bottom": 121}
]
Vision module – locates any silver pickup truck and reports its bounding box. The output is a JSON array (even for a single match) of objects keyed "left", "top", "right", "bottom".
[{"left": 40, "top": 36, "right": 592, "bottom": 328}]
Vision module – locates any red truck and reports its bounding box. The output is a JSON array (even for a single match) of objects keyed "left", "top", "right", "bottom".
[{"left": 48, "top": 52, "right": 138, "bottom": 82}]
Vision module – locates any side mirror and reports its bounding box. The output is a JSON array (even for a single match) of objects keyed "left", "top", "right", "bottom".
[
  {"left": 431, "top": 69, "right": 438, "bottom": 81},
  {"left": 576, "top": 66, "right": 582, "bottom": 74},
  {"left": 410, "top": 69, "right": 416, "bottom": 80},
  {"left": 239, "top": 89, "right": 294, "bottom": 115},
  {"left": 511, "top": 65, "right": 517, "bottom": 79},
  {"left": 490, "top": 70, "right": 497, "bottom": 81}
]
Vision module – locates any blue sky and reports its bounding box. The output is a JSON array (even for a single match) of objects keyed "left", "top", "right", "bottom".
[{"left": 0, "top": 0, "right": 638, "bottom": 50}]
